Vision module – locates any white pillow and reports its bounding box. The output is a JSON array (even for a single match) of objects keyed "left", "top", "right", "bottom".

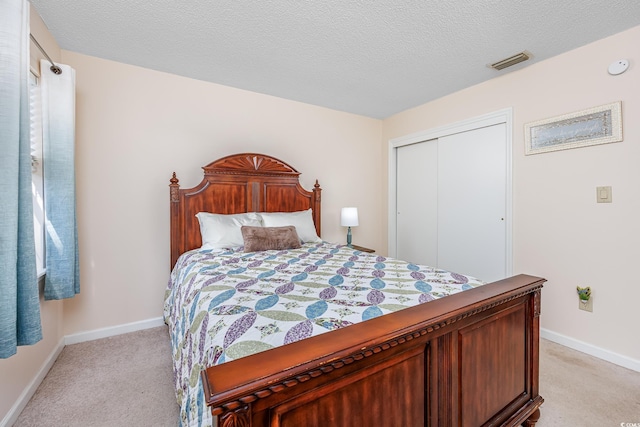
[
  {"left": 258, "top": 209, "right": 321, "bottom": 243},
  {"left": 196, "top": 212, "right": 262, "bottom": 249}
]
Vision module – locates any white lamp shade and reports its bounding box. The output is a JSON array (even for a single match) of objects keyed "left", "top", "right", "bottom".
[{"left": 340, "top": 207, "right": 359, "bottom": 227}]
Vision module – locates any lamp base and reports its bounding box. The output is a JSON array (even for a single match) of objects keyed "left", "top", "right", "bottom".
[{"left": 346, "top": 226, "right": 352, "bottom": 248}]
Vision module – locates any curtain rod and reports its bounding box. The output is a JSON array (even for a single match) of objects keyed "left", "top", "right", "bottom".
[{"left": 29, "top": 34, "right": 62, "bottom": 75}]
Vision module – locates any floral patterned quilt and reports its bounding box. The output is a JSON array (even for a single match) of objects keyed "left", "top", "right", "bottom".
[{"left": 163, "top": 242, "right": 484, "bottom": 427}]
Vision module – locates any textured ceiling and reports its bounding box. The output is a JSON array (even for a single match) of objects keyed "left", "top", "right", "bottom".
[{"left": 31, "top": 0, "right": 640, "bottom": 119}]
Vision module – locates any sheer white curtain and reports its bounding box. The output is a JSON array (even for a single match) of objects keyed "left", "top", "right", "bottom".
[
  {"left": 40, "top": 60, "right": 80, "bottom": 300},
  {"left": 0, "top": 0, "right": 43, "bottom": 358}
]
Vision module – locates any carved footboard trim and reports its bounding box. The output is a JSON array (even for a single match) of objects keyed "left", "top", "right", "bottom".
[{"left": 219, "top": 405, "right": 251, "bottom": 427}]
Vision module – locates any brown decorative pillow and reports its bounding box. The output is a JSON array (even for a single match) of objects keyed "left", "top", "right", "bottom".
[{"left": 241, "top": 226, "right": 302, "bottom": 252}]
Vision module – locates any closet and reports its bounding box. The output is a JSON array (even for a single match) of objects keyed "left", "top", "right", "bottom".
[{"left": 394, "top": 120, "right": 509, "bottom": 283}]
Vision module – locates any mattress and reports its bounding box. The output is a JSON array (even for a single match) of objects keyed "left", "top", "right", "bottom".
[{"left": 164, "top": 242, "right": 483, "bottom": 427}]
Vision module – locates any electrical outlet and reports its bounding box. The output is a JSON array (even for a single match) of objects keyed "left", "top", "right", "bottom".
[{"left": 578, "top": 298, "right": 593, "bottom": 312}]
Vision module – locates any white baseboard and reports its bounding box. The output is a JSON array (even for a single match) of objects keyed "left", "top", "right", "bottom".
[
  {"left": 0, "top": 337, "right": 65, "bottom": 427},
  {"left": 541, "top": 328, "right": 640, "bottom": 372},
  {"left": 64, "top": 317, "right": 165, "bottom": 345}
]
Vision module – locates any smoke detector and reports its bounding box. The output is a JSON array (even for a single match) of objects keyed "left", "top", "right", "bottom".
[{"left": 490, "top": 51, "right": 531, "bottom": 70}]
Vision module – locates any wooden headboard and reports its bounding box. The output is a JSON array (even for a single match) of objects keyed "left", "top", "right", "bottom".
[{"left": 169, "top": 153, "right": 322, "bottom": 267}]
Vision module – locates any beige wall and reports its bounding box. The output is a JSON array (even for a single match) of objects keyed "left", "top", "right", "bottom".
[
  {"left": 59, "top": 50, "right": 382, "bottom": 335},
  {"left": 0, "top": 6, "right": 65, "bottom": 424},
  {"left": 383, "top": 26, "right": 640, "bottom": 362},
  {"left": 4, "top": 11, "right": 638, "bottom": 424}
]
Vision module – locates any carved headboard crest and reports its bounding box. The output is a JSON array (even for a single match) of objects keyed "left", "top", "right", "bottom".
[{"left": 204, "top": 153, "right": 300, "bottom": 177}]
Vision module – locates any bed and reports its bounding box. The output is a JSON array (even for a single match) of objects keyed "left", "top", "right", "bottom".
[{"left": 166, "top": 153, "right": 545, "bottom": 427}]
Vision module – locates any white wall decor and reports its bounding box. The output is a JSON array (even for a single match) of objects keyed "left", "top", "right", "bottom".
[{"left": 524, "top": 101, "right": 622, "bottom": 155}]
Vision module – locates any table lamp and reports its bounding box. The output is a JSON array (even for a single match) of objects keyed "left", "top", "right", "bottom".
[{"left": 340, "top": 207, "right": 359, "bottom": 247}]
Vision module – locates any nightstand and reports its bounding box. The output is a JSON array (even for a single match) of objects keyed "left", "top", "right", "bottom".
[{"left": 350, "top": 244, "right": 375, "bottom": 253}]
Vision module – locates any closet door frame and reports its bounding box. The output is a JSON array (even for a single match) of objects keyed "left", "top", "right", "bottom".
[{"left": 387, "top": 108, "right": 513, "bottom": 277}]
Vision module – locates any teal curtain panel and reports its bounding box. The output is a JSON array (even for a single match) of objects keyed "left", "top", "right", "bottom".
[
  {"left": 41, "top": 60, "right": 80, "bottom": 300},
  {"left": 0, "top": 0, "right": 43, "bottom": 358}
]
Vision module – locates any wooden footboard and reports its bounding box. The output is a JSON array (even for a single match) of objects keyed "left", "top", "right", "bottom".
[{"left": 201, "top": 274, "right": 545, "bottom": 427}]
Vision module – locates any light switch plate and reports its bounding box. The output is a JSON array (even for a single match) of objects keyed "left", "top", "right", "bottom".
[{"left": 596, "top": 186, "right": 612, "bottom": 203}]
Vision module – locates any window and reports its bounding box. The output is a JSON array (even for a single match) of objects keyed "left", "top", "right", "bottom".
[{"left": 29, "top": 70, "right": 45, "bottom": 276}]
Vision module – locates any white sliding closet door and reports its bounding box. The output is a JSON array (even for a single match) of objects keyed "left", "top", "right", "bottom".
[
  {"left": 394, "top": 122, "right": 508, "bottom": 283},
  {"left": 437, "top": 124, "right": 507, "bottom": 282},
  {"left": 396, "top": 140, "right": 437, "bottom": 266}
]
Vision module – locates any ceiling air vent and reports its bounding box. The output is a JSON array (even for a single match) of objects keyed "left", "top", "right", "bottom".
[{"left": 490, "top": 51, "right": 530, "bottom": 70}]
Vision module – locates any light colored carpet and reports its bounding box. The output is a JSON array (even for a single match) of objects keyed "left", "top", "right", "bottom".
[
  {"left": 537, "top": 338, "right": 640, "bottom": 426},
  {"left": 14, "top": 327, "right": 178, "bottom": 427},
  {"left": 13, "top": 326, "right": 640, "bottom": 426}
]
